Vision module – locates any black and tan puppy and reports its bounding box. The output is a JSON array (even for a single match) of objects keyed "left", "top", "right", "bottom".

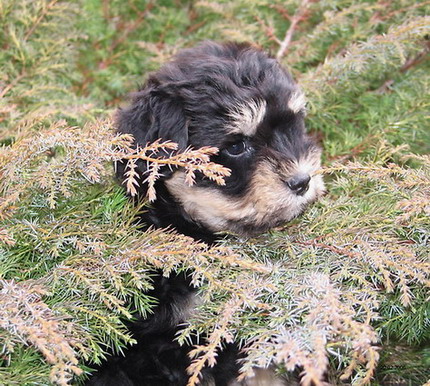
[{"left": 87, "top": 41, "right": 324, "bottom": 385}]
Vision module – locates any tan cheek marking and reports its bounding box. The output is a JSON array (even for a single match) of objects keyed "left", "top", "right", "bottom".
[
  {"left": 165, "top": 151, "right": 324, "bottom": 234},
  {"left": 244, "top": 162, "right": 297, "bottom": 217},
  {"left": 165, "top": 173, "right": 257, "bottom": 231},
  {"left": 165, "top": 161, "right": 301, "bottom": 233}
]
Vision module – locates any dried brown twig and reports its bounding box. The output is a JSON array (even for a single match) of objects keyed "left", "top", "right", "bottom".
[
  {"left": 121, "top": 140, "right": 231, "bottom": 201},
  {"left": 98, "top": 1, "right": 155, "bottom": 69},
  {"left": 276, "top": 0, "right": 312, "bottom": 60},
  {"left": 375, "top": 41, "right": 430, "bottom": 93},
  {"left": 0, "top": 119, "right": 230, "bottom": 213}
]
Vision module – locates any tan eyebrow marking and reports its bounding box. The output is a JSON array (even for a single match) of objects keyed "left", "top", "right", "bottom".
[
  {"left": 226, "top": 99, "right": 267, "bottom": 136},
  {"left": 288, "top": 89, "right": 306, "bottom": 113}
]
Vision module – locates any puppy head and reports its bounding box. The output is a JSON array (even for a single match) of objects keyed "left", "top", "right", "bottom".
[{"left": 117, "top": 41, "right": 325, "bottom": 236}]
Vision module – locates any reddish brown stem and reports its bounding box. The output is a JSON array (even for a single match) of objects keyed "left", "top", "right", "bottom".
[{"left": 276, "top": 0, "right": 311, "bottom": 60}]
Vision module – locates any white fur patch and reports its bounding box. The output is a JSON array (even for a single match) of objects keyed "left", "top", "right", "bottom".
[
  {"left": 288, "top": 89, "right": 306, "bottom": 113},
  {"left": 292, "top": 149, "right": 323, "bottom": 176},
  {"left": 227, "top": 99, "right": 267, "bottom": 136}
]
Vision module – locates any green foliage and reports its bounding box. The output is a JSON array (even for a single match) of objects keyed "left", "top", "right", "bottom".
[
  {"left": 0, "top": 0, "right": 96, "bottom": 133},
  {"left": 0, "top": 0, "right": 429, "bottom": 385}
]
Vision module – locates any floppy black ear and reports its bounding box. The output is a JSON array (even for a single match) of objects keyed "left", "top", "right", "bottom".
[{"left": 115, "top": 84, "right": 189, "bottom": 197}]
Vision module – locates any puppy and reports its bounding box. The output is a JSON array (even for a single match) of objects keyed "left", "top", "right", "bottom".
[{"left": 87, "top": 41, "right": 324, "bottom": 385}]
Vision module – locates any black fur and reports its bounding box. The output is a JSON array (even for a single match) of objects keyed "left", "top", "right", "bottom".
[
  {"left": 87, "top": 41, "right": 322, "bottom": 385},
  {"left": 115, "top": 41, "right": 318, "bottom": 239},
  {"left": 86, "top": 271, "right": 241, "bottom": 386}
]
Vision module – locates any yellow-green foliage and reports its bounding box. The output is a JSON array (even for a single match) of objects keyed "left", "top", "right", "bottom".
[{"left": 0, "top": 0, "right": 429, "bottom": 385}]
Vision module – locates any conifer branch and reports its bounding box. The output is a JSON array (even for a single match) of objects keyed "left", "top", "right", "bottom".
[
  {"left": 23, "top": 0, "right": 59, "bottom": 42},
  {"left": 1, "top": 2, "right": 429, "bottom": 384},
  {"left": 0, "top": 280, "right": 84, "bottom": 385}
]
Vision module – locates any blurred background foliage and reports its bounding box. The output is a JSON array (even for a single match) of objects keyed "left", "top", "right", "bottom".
[{"left": 0, "top": 0, "right": 429, "bottom": 385}]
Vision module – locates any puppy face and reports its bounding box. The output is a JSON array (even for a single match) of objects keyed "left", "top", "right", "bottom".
[
  {"left": 117, "top": 42, "right": 325, "bottom": 236},
  {"left": 165, "top": 98, "right": 324, "bottom": 235}
]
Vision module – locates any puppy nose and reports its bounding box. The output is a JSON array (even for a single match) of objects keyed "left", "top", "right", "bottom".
[{"left": 286, "top": 173, "right": 311, "bottom": 195}]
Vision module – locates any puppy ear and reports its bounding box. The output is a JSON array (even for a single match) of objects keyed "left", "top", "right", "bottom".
[{"left": 115, "top": 85, "right": 188, "bottom": 197}]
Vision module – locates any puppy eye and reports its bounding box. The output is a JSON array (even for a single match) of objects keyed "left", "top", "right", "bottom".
[{"left": 225, "top": 141, "right": 247, "bottom": 156}]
